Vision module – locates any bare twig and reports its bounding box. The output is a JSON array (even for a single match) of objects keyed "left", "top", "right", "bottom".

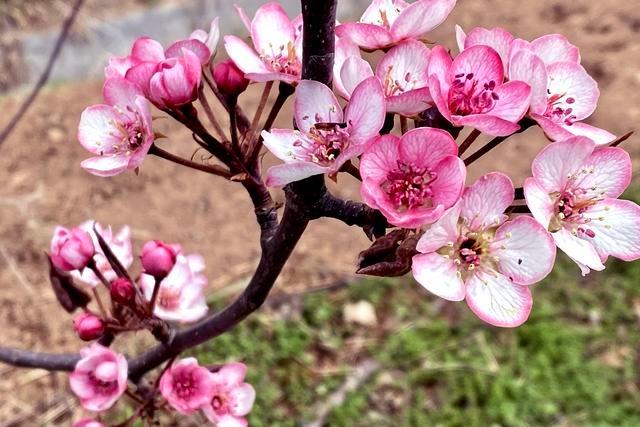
[
  {"left": 464, "top": 118, "right": 535, "bottom": 166},
  {"left": 149, "top": 144, "right": 232, "bottom": 178},
  {"left": 0, "top": 0, "right": 85, "bottom": 149}
]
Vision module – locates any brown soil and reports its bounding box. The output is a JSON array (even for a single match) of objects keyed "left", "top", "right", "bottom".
[{"left": 0, "top": 0, "right": 639, "bottom": 424}]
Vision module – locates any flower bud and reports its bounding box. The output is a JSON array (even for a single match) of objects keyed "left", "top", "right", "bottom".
[
  {"left": 73, "top": 312, "right": 105, "bottom": 341},
  {"left": 50, "top": 227, "right": 95, "bottom": 272},
  {"left": 140, "top": 240, "right": 179, "bottom": 278},
  {"left": 212, "top": 60, "right": 249, "bottom": 99},
  {"left": 110, "top": 278, "right": 135, "bottom": 304}
]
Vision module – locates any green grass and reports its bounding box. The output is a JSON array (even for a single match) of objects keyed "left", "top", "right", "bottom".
[{"left": 191, "top": 188, "right": 640, "bottom": 426}]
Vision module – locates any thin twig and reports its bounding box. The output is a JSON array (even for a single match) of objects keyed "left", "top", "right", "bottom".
[
  {"left": 198, "top": 88, "right": 228, "bottom": 143},
  {"left": 92, "top": 288, "right": 108, "bottom": 318},
  {"left": 458, "top": 129, "right": 481, "bottom": 155},
  {"left": 464, "top": 119, "right": 535, "bottom": 166},
  {"left": 400, "top": 116, "right": 408, "bottom": 134},
  {"left": 148, "top": 144, "right": 232, "bottom": 178},
  {"left": 0, "top": 0, "right": 85, "bottom": 149},
  {"left": 244, "top": 81, "right": 274, "bottom": 146},
  {"left": 203, "top": 70, "right": 251, "bottom": 134},
  {"left": 610, "top": 130, "right": 634, "bottom": 147}
]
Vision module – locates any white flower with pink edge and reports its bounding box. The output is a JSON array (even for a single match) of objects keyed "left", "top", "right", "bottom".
[
  {"left": 524, "top": 136, "right": 640, "bottom": 275},
  {"left": 412, "top": 173, "right": 556, "bottom": 327}
]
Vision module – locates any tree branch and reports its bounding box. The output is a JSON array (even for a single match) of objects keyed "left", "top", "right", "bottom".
[{"left": 0, "top": 0, "right": 85, "bottom": 149}]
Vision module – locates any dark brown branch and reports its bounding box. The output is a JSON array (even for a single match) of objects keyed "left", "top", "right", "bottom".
[
  {"left": 149, "top": 144, "right": 232, "bottom": 178},
  {"left": 0, "top": 0, "right": 85, "bottom": 149},
  {"left": 610, "top": 130, "right": 634, "bottom": 147},
  {"left": 464, "top": 118, "right": 535, "bottom": 166}
]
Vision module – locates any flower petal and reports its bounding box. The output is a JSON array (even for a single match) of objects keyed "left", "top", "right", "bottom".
[
  {"left": 461, "top": 172, "right": 513, "bottom": 230},
  {"left": 465, "top": 271, "right": 532, "bottom": 327},
  {"left": 454, "top": 114, "right": 520, "bottom": 137},
  {"left": 450, "top": 45, "right": 504, "bottom": 89},
  {"left": 81, "top": 155, "right": 130, "bottom": 177},
  {"left": 250, "top": 2, "right": 295, "bottom": 54},
  {"left": 224, "top": 36, "right": 270, "bottom": 75},
  {"left": 509, "top": 49, "right": 548, "bottom": 115},
  {"left": 462, "top": 26, "right": 514, "bottom": 71},
  {"left": 265, "top": 162, "right": 327, "bottom": 187},
  {"left": 412, "top": 253, "right": 465, "bottom": 301},
  {"left": 360, "top": 134, "right": 401, "bottom": 183},
  {"left": 583, "top": 199, "right": 640, "bottom": 262},
  {"left": 77, "top": 105, "right": 123, "bottom": 154},
  {"left": 523, "top": 177, "right": 554, "bottom": 229},
  {"left": 492, "top": 216, "right": 556, "bottom": 285},
  {"left": 294, "top": 80, "right": 343, "bottom": 133},
  {"left": 553, "top": 228, "right": 604, "bottom": 273},
  {"left": 131, "top": 37, "right": 165, "bottom": 62},
  {"left": 578, "top": 146, "right": 632, "bottom": 199},
  {"left": 430, "top": 156, "right": 466, "bottom": 209},
  {"left": 261, "top": 129, "right": 310, "bottom": 163},
  {"left": 165, "top": 39, "right": 210, "bottom": 64},
  {"left": 385, "top": 88, "right": 433, "bottom": 116},
  {"left": 399, "top": 127, "right": 458, "bottom": 167},
  {"left": 345, "top": 76, "right": 385, "bottom": 141},
  {"left": 565, "top": 122, "right": 616, "bottom": 146},
  {"left": 416, "top": 202, "right": 462, "bottom": 253},
  {"left": 531, "top": 137, "right": 595, "bottom": 192},
  {"left": 391, "top": 0, "right": 457, "bottom": 40},
  {"left": 546, "top": 61, "right": 599, "bottom": 120},
  {"left": 335, "top": 23, "right": 393, "bottom": 51},
  {"left": 489, "top": 80, "right": 531, "bottom": 123},
  {"left": 339, "top": 56, "right": 373, "bottom": 99},
  {"left": 530, "top": 34, "right": 580, "bottom": 65}
]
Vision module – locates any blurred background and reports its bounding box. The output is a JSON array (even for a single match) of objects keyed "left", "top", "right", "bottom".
[{"left": 0, "top": 0, "right": 639, "bottom": 425}]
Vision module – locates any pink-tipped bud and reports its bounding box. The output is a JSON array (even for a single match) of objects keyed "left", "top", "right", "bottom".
[
  {"left": 212, "top": 60, "right": 249, "bottom": 99},
  {"left": 140, "top": 240, "right": 179, "bottom": 278},
  {"left": 73, "top": 312, "right": 105, "bottom": 341},
  {"left": 50, "top": 227, "right": 95, "bottom": 272},
  {"left": 110, "top": 278, "right": 135, "bottom": 304}
]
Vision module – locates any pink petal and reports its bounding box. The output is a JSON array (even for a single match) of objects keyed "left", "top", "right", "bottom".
[
  {"left": 224, "top": 36, "right": 270, "bottom": 75},
  {"left": 450, "top": 45, "right": 504, "bottom": 89},
  {"left": 412, "top": 253, "right": 465, "bottom": 301},
  {"left": 360, "top": 134, "right": 401, "bottom": 183},
  {"left": 428, "top": 74, "right": 452, "bottom": 122},
  {"left": 334, "top": 37, "right": 364, "bottom": 98},
  {"left": 454, "top": 114, "right": 520, "bottom": 137},
  {"left": 216, "top": 415, "right": 248, "bottom": 427},
  {"left": 565, "top": 122, "right": 616, "bottom": 145},
  {"left": 509, "top": 50, "right": 548, "bottom": 115},
  {"left": 385, "top": 87, "right": 433, "bottom": 116},
  {"left": 416, "top": 203, "right": 462, "bottom": 253},
  {"left": 229, "top": 383, "right": 256, "bottom": 417},
  {"left": 335, "top": 23, "right": 393, "bottom": 51},
  {"left": 523, "top": 177, "right": 554, "bottom": 229},
  {"left": 265, "top": 162, "right": 328, "bottom": 187},
  {"left": 345, "top": 76, "right": 385, "bottom": 141},
  {"left": 219, "top": 362, "right": 247, "bottom": 387},
  {"left": 489, "top": 80, "right": 531, "bottom": 123},
  {"left": 578, "top": 146, "right": 632, "bottom": 199},
  {"left": 553, "top": 228, "right": 604, "bottom": 274},
  {"left": 77, "top": 105, "right": 124, "bottom": 154},
  {"left": 294, "top": 80, "right": 343, "bottom": 133},
  {"left": 462, "top": 26, "right": 514, "bottom": 71},
  {"left": 165, "top": 39, "right": 210, "bottom": 64},
  {"left": 531, "top": 113, "right": 575, "bottom": 141},
  {"left": 391, "top": 0, "right": 457, "bottom": 40},
  {"left": 530, "top": 137, "right": 595, "bottom": 193},
  {"left": 375, "top": 39, "right": 431, "bottom": 90},
  {"left": 546, "top": 61, "right": 598, "bottom": 120},
  {"left": 261, "top": 129, "right": 310, "bottom": 163},
  {"left": 102, "top": 76, "right": 142, "bottom": 107},
  {"left": 530, "top": 34, "right": 580, "bottom": 65},
  {"left": 338, "top": 56, "right": 373, "bottom": 99},
  {"left": 430, "top": 156, "right": 466, "bottom": 208},
  {"left": 460, "top": 172, "right": 513, "bottom": 230},
  {"left": 583, "top": 199, "right": 640, "bottom": 262},
  {"left": 245, "top": 71, "right": 299, "bottom": 84},
  {"left": 131, "top": 37, "right": 165, "bottom": 62},
  {"left": 492, "top": 216, "right": 556, "bottom": 285},
  {"left": 124, "top": 62, "right": 157, "bottom": 95},
  {"left": 465, "top": 271, "right": 532, "bottom": 327},
  {"left": 455, "top": 24, "right": 466, "bottom": 52},
  {"left": 250, "top": 2, "right": 295, "bottom": 54},
  {"left": 234, "top": 4, "right": 252, "bottom": 32},
  {"left": 399, "top": 127, "right": 458, "bottom": 167}
]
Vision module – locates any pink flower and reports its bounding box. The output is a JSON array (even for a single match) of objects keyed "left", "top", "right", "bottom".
[
  {"left": 50, "top": 227, "right": 95, "bottom": 272},
  {"left": 412, "top": 173, "right": 556, "bottom": 327},
  {"left": 78, "top": 77, "right": 154, "bottom": 176},
  {"left": 336, "top": 0, "right": 456, "bottom": 51},
  {"left": 509, "top": 36, "right": 614, "bottom": 145},
  {"left": 140, "top": 240, "right": 181, "bottom": 278},
  {"left": 203, "top": 363, "right": 256, "bottom": 427},
  {"left": 524, "top": 136, "right": 640, "bottom": 275},
  {"left": 69, "top": 344, "right": 128, "bottom": 412},
  {"left": 428, "top": 45, "right": 532, "bottom": 137},
  {"left": 110, "top": 278, "right": 136, "bottom": 304},
  {"left": 190, "top": 17, "right": 220, "bottom": 62},
  {"left": 72, "top": 221, "right": 133, "bottom": 288},
  {"left": 337, "top": 39, "right": 432, "bottom": 116},
  {"left": 139, "top": 253, "right": 208, "bottom": 323},
  {"left": 333, "top": 36, "right": 369, "bottom": 100},
  {"left": 73, "top": 419, "right": 104, "bottom": 427},
  {"left": 455, "top": 26, "right": 515, "bottom": 72},
  {"left": 159, "top": 358, "right": 214, "bottom": 415},
  {"left": 213, "top": 60, "right": 250, "bottom": 99},
  {"left": 360, "top": 127, "right": 465, "bottom": 228},
  {"left": 224, "top": 2, "right": 303, "bottom": 84},
  {"left": 73, "top": 312, "right": 106, "bottom": 341},
  {"left": 262, "top": 76, "right": 385, "bottom": 187}
]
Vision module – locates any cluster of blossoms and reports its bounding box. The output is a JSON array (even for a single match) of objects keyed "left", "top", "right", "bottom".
[{"left": 64, "top": 0, "right": 639, "bottom": 424}]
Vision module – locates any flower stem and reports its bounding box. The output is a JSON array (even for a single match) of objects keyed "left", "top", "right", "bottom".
[
  {"left": 400, "top": 116, "right": 409, "bottom": 134},
  {"left": 198, "top": 88, "right": 228, "bottom": 143},
  {"left": 340, "top": 160, "right": 362, "bottom": 181},
  {"left": 458, "top": 129, "right": 481, "bottom": 155},
  {"left": 228, "top": 98, "right": 241, "bottom": 156},
  {"left": 244, "top": 81, "right": 274, "bottom": 146},
  {"left": 463, "top": 118, "right": 535, "bottom": 166},
  {"left": 148, "top": 144, "right": 232, "bottom": 178},
  {"left": 610, "top": 130, "right": 634, "bottom": 147},
  {"left": 92, "top": 288, "right": 108, "bottom": 318}
]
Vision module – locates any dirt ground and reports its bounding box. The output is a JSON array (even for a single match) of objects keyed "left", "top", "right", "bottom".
[{"left": 0, "top": 0, "right": 639, "bottom": 424}]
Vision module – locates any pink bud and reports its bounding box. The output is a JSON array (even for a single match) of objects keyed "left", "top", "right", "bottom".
[
  {"left": 50, "top": 227, "right": 95, "bottom": 272},
  {"left": 73, "top": 312, "right": 105, "bottom": 341},
  {"left": 213, "top": 60, "right": 249, "bottom": 99},
  {"left": 73, "top": 419, "right": 104, "bottom": 427},
  {"left": 110, "top": 278, "right": 135, "bottom": 304},
  {"left": 140, "top": 240, "right": 179, "bottom": 278},
  {"left": 148, "top": 50, "right": 202, "bottom": 108}
]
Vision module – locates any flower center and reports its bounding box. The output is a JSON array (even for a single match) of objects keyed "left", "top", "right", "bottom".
[
  {"left": 211, "top": 393, "right": 229, "bottom": 414},
  {"left": 382, "top": 66, "right": 417, "bottom": 97},
  {"left": 544, "top": 91, "right": 577, "bottom": 126},
  {"left": 382, "top": 161, "right": 437, "bottom": 211},
  {"left": 174, "top": 372, "right": 196, "bottom": 399},
  {"left": 448, "top": 73, "right": 499, "bottom": 116},
  {"left": 88, "top": 372, "right": 117, "bottom": 395},
  {"left": 108, "top": 107, "right": 146, "bottom": 156},
  {"left": 261, "top": 42, "right": 301, "bottom": 76},
  {"left": 295, "top": 122, "right": 350, "bottom": 166},
  {"left": 459, "top": 237, "right": 483, "bottom": 267}
]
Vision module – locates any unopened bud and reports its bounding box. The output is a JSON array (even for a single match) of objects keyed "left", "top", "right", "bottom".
[
  {"left": 50, "top": 227, "right": 95, "bottom": 272},
  {"left": 110, "top": 278, "right": 135, "bottom": 304},
  {"left": 212, "top": 60, "right": 249, "bottom": 99},
  {"left": 73, "top": 312, "right": 105, "bottom": 341},
  {"left": 140, "top": 240, "right": 179, "bottom": 278}
]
